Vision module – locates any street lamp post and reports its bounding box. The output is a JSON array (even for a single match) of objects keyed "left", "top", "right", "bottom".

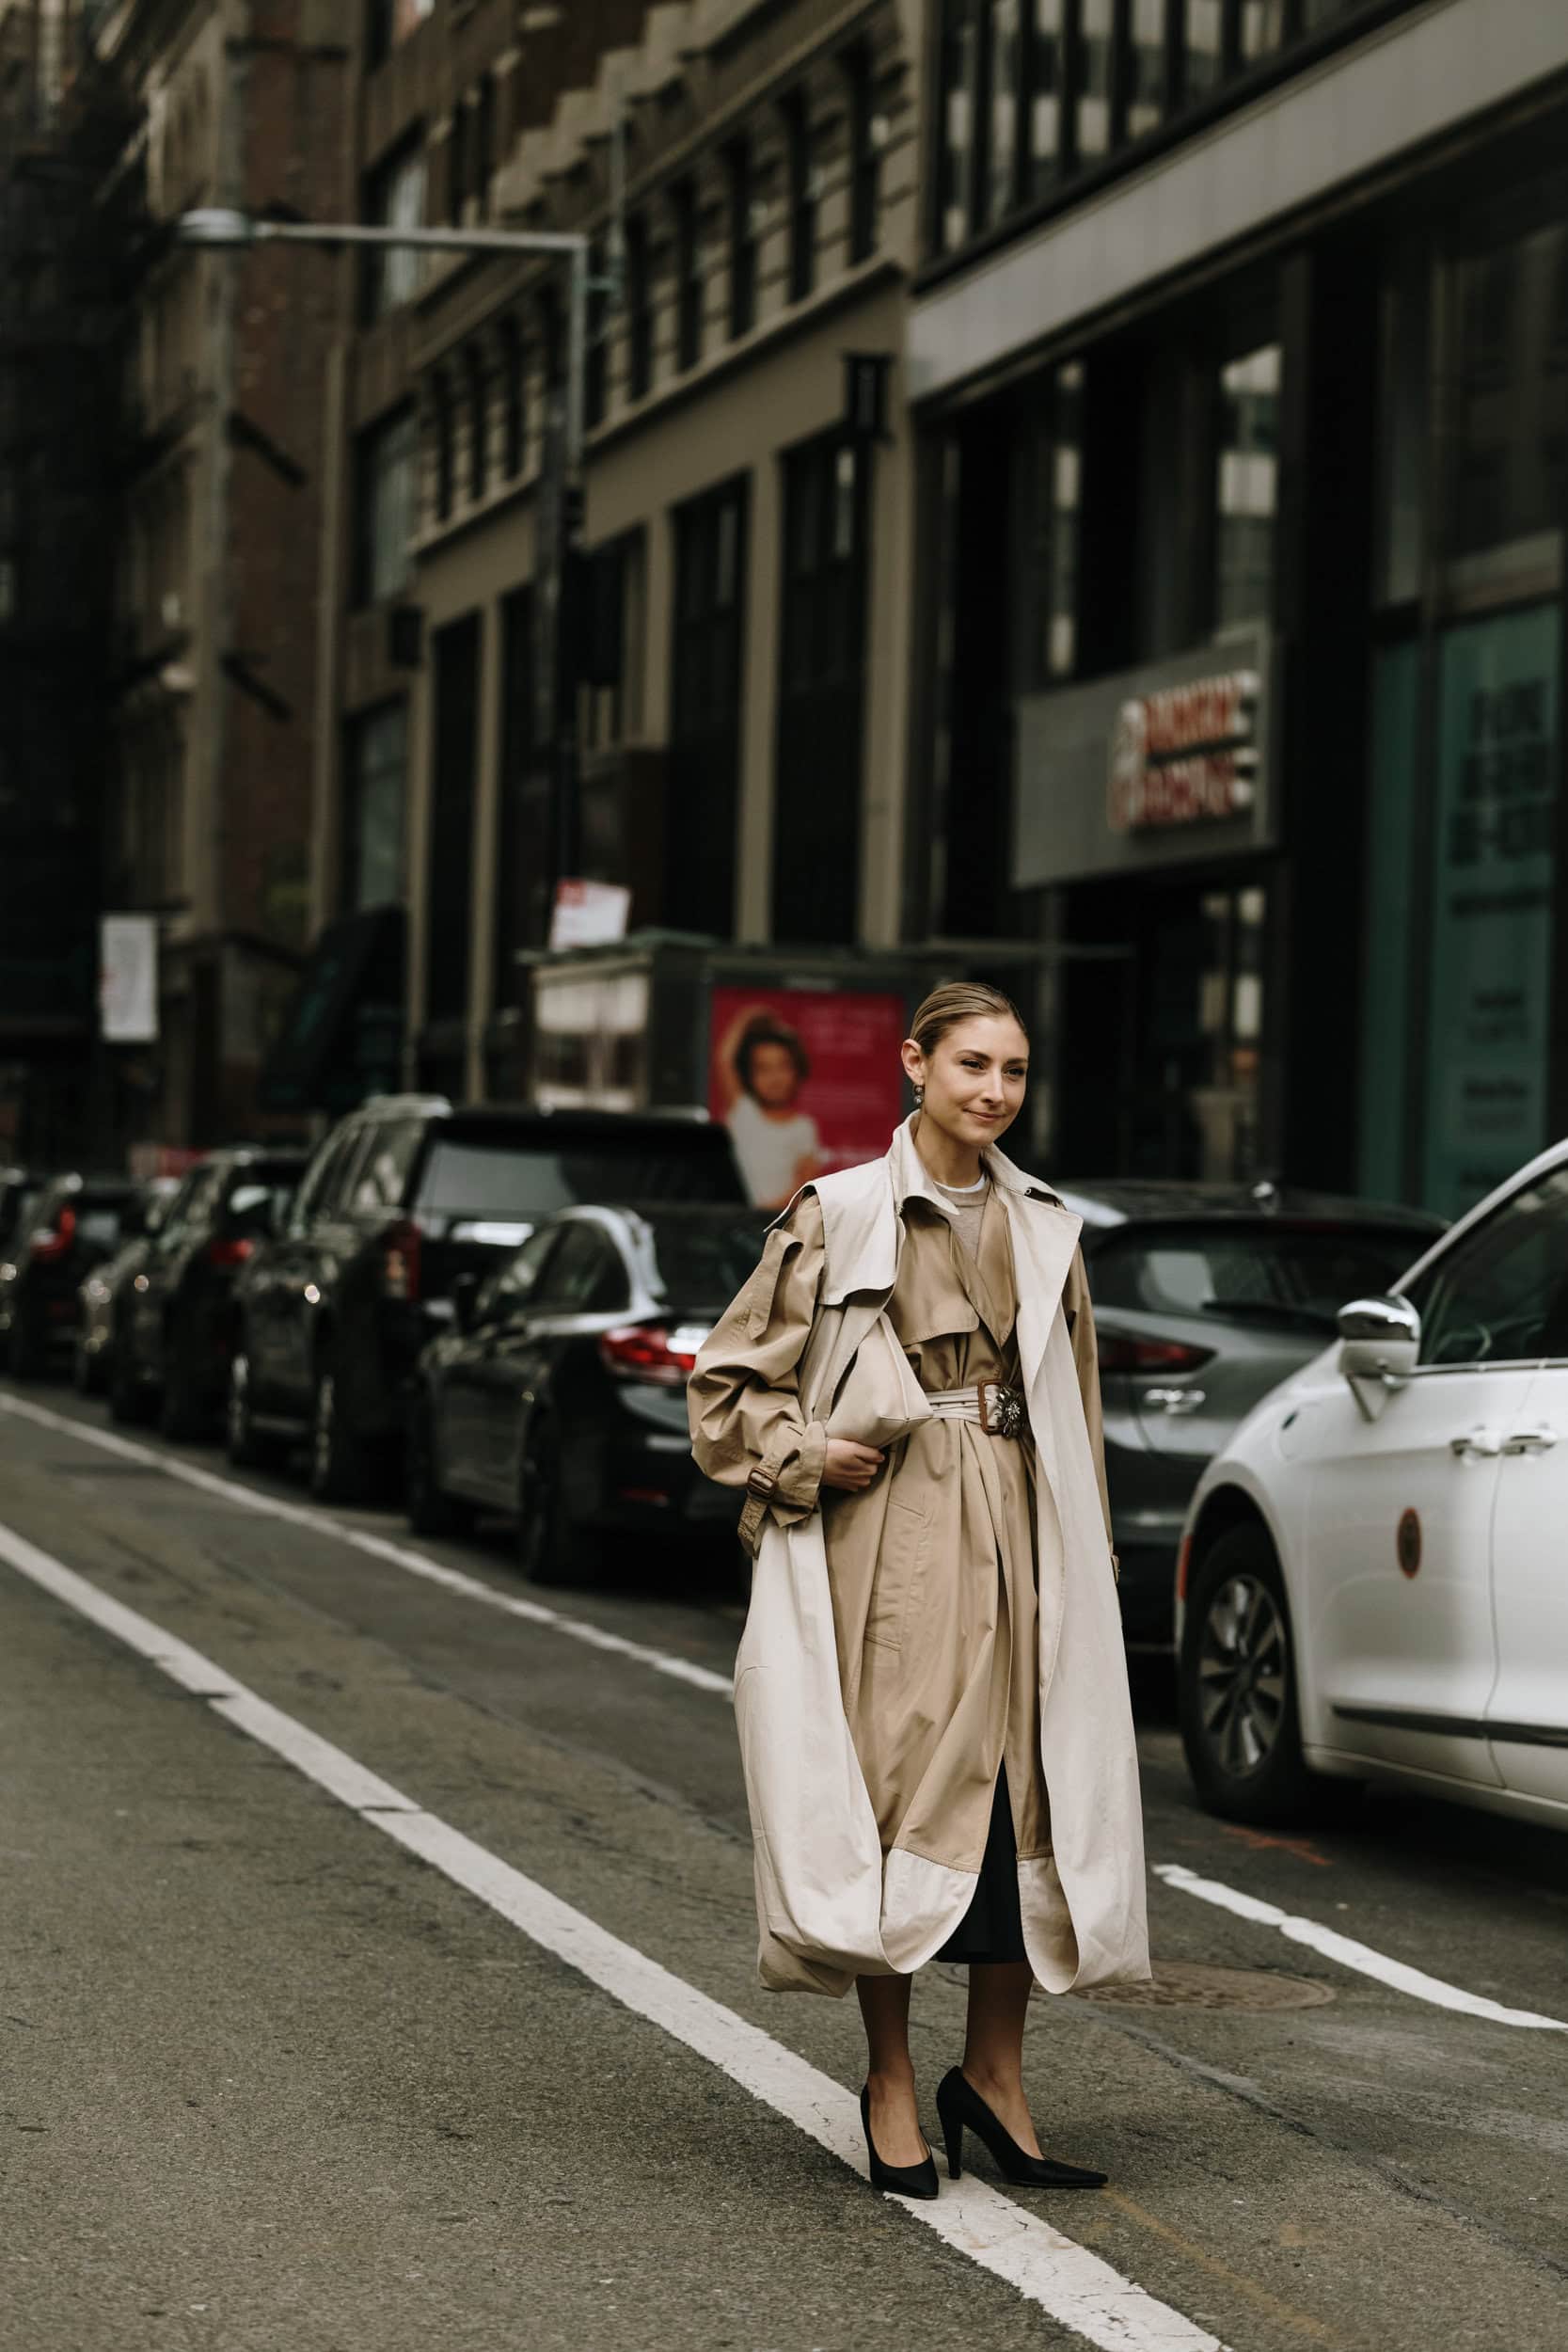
[{"left": 175, "top": 206, "right": 599, "bottom": 943}]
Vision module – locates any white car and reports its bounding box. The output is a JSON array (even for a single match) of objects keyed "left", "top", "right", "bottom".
[{"left": 1175, "top": 1140, "right": 1568, "bottom": 1832}]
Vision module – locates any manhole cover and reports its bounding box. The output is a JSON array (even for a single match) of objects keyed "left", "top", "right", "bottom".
[{"left": 1077, "top": 1961, "right": 1335, "bottom": 2010}]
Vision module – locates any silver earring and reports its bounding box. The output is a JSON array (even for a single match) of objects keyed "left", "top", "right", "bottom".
[{"left": 912, "top": 1084, "right": 925, "bottom": 1108}]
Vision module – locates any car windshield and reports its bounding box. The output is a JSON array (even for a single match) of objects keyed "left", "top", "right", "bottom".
[
  {"left": 416, "top": 1136, "right": 739, "bottom": 1219},
  {"left": 644, "top": 1213, "right": 772, "bottom": 1307},
  {"left": 1089, "top": 1221, "right": 1427, "bottom": 1334}
]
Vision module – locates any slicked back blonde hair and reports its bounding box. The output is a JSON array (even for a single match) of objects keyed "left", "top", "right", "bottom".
[{"left": 908, "top": 979, "right": 1030, "bottom": 1058}]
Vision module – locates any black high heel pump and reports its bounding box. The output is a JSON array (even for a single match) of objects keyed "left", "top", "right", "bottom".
[
  {"left": 935, "top": 2067, "right": 1107, "bottom": 2189},
  {"left": 859, "top": 2083, "right": 940, "bottom": 2201}
]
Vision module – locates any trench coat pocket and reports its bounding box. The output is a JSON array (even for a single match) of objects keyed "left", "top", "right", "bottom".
[{"left": 864, "top": 1494, "right": 931, "bottom": 1651}]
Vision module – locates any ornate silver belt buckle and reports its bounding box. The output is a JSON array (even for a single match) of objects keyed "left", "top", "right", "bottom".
[{"left": 978, "top": 1380, "right": 1023, "bottom": 1438}]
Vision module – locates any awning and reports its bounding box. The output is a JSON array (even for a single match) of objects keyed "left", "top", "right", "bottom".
[{"left": 257, "top": 906, "right": 405, "bottom": 1114}]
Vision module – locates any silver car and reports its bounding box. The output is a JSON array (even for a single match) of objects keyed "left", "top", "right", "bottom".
[{"left": 1062, "top": 1181, "right": 1445, "bottom": 1646}]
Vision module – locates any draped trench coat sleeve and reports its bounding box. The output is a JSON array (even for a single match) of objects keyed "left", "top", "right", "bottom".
[{"left": 688, "top": 1192, "right": 830, "bottom": 1538}]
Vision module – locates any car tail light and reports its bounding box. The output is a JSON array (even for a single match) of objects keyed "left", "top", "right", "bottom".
[
  {"left": 383, "top": 1218, "right": 421, "bottom": 1302},
  {"left": 1096, "top": 1331, "right": 1214, "bottom": 1375},
  {"left": 29, "top": 1206, "right": 77, "bottom": 1261},
  {"left": 207, "top": 1237, "right": 254, "bottom": 1269},
  {"left": 598, "top": 1324, "right": 703, "bottom": 1387}
]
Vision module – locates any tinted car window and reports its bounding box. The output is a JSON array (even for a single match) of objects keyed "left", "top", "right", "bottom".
[
  {"left": 1090, "top": 1221, "right": 1426, "bottom": 1336},
  {"left": 645, "top": 1214, "right": 771, "bottom": 1308},
  {"left": 415, "top": 1136, "right": 738, "bottom": 1219},
  {"left": 351, "top": 1122, "right": 422, "bottom": 1214},
  {"left": 533, "top": 1222, "right": 621, "bottom": 1311},
  {"left": 1406, "top": 1168, "right": 1568, "bottom": 1367},
  {"left": 292, "top": 1130, "right": 363, "bottom": 1230},
  {"left": 476, "top": 1228, "right": 560, "bottom": 1321}
]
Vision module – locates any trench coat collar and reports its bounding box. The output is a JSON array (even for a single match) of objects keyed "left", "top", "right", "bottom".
[
  {"left": 807, "top": 1116, "right": 1069, "bottom": 1308},
  {"left": 893, "top": 1111, "right": 1066, "bottom": 1212}
]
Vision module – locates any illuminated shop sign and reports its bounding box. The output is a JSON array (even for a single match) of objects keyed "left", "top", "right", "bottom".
[{"left": 1108, "top": 670, "right": 1261, "bottom": 833}]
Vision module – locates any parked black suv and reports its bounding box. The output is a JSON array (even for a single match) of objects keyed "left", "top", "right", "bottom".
[
  {"left": 0, "top": 1174, "right": 142, "bottom": 1377},
  {"left": 108, "top": 1147, "right": 308, "bottom": 1438},
  {"left": 227, "top": 1096, "right": 745, "bottom": 1500}
]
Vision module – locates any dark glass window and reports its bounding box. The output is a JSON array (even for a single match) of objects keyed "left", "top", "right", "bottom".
[
  {"left": 426, "top": 614, "right": 481, "bottom": 1022},
  {"left": 673, "top": 179, "right": 703, "bottom": 372},
  {"left": 669, "top": 480, "right": 748, "bottom": 934},
  {"left": 784, "top": 92, "right": 816, "bottom": 303},
  {"left": 585, "top": 236, "right": 608, "bottom": 429},
  {"left": 343, "top": 701, "right": 407, "bottom": 910},
  {"left": 500, "top": 317, "right": 526, "bottom": 477},
  {"left": 362, "top": 142, "right": 426, "bottom": 322},
  {"left": 474, "top": 73, "right": 495, "bottom": 220},
  {"left": 352, "top": 406, "right": 416, "bottom": 606},
  {"left": 465, "top": 345, "right": 488, "bottom": 503},
  {"left": 432, "top": 373, "right": 454, "bottom": 525},
  {"left": 844, "top": 43, "right": 879, "bottom": 264},
  {"left": 626, "top": 215, "right": 654, "bottom": 396},
  {"left": 774, "top": 437, "right": 870, "bottom": 942},
  {"left": 494, "top": 585, "right": 547, "bottom": 1000},
  {"left": 726, "top": 142, "right": 756, "bottom": 340},
  {"left": 1214, "top": 342, "right": 1281, "bottom": 628}
]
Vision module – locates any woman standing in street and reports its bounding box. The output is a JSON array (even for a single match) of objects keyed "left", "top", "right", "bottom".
[{"left": 689, "top": 982, "right": 1149, "bottom": 2199}]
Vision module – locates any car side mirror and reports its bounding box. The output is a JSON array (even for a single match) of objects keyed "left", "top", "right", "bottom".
[
  {"left": 451, "top": 1271, "right": 480, "bottom": 1333},
  {"left": 1338, "top": 1295, "right": 1420, "bottom": 1415}
]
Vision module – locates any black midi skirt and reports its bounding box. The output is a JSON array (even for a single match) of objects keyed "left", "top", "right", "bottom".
[{"left": 932, "top": 1766, "right": 1027, "bottom": 1966}]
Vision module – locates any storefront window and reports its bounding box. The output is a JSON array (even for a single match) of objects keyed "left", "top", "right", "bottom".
[
  {"left": 1451, "top": 221, "right": 1568, "bottom": 567},
  {"left": 1011, "top": 360, "right": 1084, "bottom": 691},
  {"left": 1214, "top": 343, "right": 1280, "bottom": 629},
  {"left": 1136, "top": 882, "right": 1266, "bottom": 1181}
]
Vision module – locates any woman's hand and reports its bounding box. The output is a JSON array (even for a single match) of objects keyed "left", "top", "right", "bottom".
[{"left": 821, "top": 1438, "right": 885, "bottom": 1492}]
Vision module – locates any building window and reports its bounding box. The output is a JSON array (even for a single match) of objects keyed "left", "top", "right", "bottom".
[
  {"left": 585, "top": 235, "right": 609, "bottom": 430},
  {"left": 474, "top": 73, "right": 495, "bottom": 220},
  {"left": 447, "top": 102, "right": 468, "bottom": 225},
  {"left": 426, "top": 613, "right": 481, "bottom": 1023},
  {"left": 845, "top": 44, "right": 880, "bottom": 265},
  {"left": 1214, "top": 342, "right": 1280, "bottom": 628},
  {"left": 626, "top": 215, "right": 654, "bottom": 397},
  {"left": 344, "top": 701, "right": 407, "bottom": 910},
  {"left": 583, "top": 531, "right": 646, "bottom": 754},
  {"left": 432, "top": 373, "right": 454, "bottom": 524},
  {"left": 726, "top": 143, "right": 756, "bottom": 341},
  {"left": 363, "top": 141, "right": 426, "bottom": 322},
  {"left": 1013, "top": 358, "right": 1084, "bottom": 688},
  {"left": 669, "top": 479, "right": 748, "bottom": 933},
  {"left": 774, "top": 437, "right": 871, "bottom": 941},
  {"left": 500, "top": 317, "right": 526, "bottom": 477},
  {"left": 353, "top": 406, "right": 416, "bottom": 606},
  {"left": 466, "top": 346, "right": 488, "bottom": 502},
  {"left": 494, "top": 585, "right": 543, "bottom": 993},
  {"left": 934, "top": 0, "right": 1399, "bottom": 255},
  {"left": 784, "top": 92, "right": 816, "bottom": 303},
  {"left": 673, "top": 179, "right": 703, "bottom": 373},
  {"left": 367, "top": 0, "right": 431, "bottom": 72}
]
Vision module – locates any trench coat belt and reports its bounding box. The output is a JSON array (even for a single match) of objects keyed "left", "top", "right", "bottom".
[{"left": 925, "top": 1380, "right": 1027, "bottom": 1438}]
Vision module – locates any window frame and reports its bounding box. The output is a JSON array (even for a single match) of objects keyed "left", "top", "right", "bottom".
[{"left": 1402, "top": 1163, "right": 1568, "bottom": 1374}]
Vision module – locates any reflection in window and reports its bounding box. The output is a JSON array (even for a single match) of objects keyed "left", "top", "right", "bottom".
[
  {"left": 1012, "top": 358, "right": 1083, "bottom": 690},
  {"left": 1027, "top": 0, "right": 1066, "bottom": 198},
  {"left": 985, "top": 0, "right": 1022, "bottom": 230},
  {"left": 1127, "top": 0, "right": 1167, "bottom": 137},
  {"left": 1215, "top": 344, "right": 1280, "bottom": 629},
  {"left": 344, "top": 702, "right": 406, "bottom": 911},
  {"left": 1453, "top": 222, "right": 1568, "bottom": 561},
  {"left": 1077, "top": 0, "right": 1115, "bottom": 164}
]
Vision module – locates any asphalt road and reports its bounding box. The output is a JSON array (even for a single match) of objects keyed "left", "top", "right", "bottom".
[{"left": 2, "top": 1378, "right": 1564, "bottom": 2352}]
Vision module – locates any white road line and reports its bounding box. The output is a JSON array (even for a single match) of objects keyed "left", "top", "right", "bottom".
[
  {"left": 0, "top": 1391, "right": 733, "bottom": 1697},
  {"left": 1154, "top": 1863, "right": 1568, "bottom": 2033},
  {"left": 0, "top": 1517, "right": 1227, "bottom": 2352}
]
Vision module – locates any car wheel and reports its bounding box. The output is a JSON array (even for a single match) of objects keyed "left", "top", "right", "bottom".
[
  {"left": 516, "top": 1419, "right": 591, "bottom": 1587},
  {"left": 405, "top": 1397, "right": 471, "bottom": 1538},
  {"left": 309, "top": 1353, "right": 376, "bottom": 1505},
  {"left": 107, "top": 1332, "right": 152, "bottom": 1424},
  {"left": 225, "top": 1351, "right": 284, "bottom": 1470},
  {"left": 158, "top": 1322, "right": 209, "bottom": 1443},
  {"left": 1179, "top": 1523, "right": 1323, "bottom": 1824}
]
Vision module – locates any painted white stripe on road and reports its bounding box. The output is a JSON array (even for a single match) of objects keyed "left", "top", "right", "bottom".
[
  {"left": 0, "top": 1391, "right": 734, "bottom": 1697},
  {"left": 0, "top": 1516, "right": 1227, "bottom": 2352},
  {"left": 1154, "top": 1863, "right": 1568, "bottom": 2033}
]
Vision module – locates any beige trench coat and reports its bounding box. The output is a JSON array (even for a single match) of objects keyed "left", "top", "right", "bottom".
[{"left": 689, "top": 1116, "right": 1150, "bottom": 1997}]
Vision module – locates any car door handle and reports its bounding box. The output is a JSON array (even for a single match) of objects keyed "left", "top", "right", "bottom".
[
  {"left": 1501, "top": 1425, "right": 1560, "bottom": 1456},
  {"left": 1449, "top": 1428, "right": 1503, "bottom": 1458},
  {"left": 1145, "top": 1387, "right": 1207, "bottom": 1415}
]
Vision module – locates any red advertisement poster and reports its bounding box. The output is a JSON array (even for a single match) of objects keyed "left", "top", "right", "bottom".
[{"left": 708, "top": 987, "right": 910, "bottom": 1210}]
